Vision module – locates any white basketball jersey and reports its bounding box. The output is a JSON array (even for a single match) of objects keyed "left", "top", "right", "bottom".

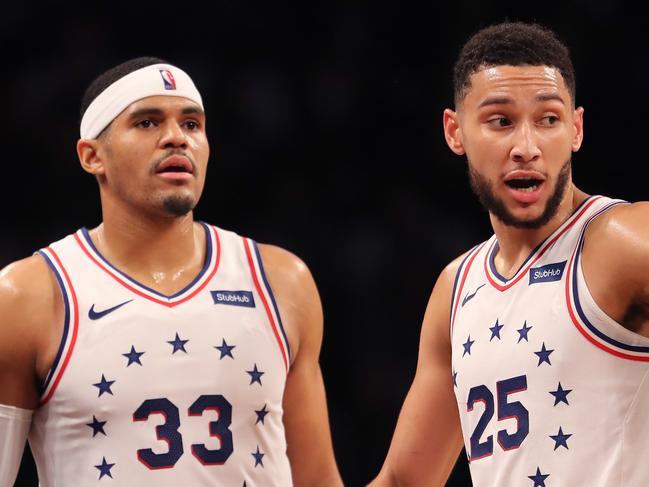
[
  {"left": 29, "top": 223, "right": 293, "bottom": 487},
  {"left": 450, "top": 196, "right": 649, "bottom": 486}
]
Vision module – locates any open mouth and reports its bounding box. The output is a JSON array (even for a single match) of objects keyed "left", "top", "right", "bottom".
[{"left": 505, "top": 178, "right": 543, "bottom": 193}]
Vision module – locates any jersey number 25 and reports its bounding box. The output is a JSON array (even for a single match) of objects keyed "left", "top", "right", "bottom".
[{"left": 466, "top": 375, "right": 529, "bottom": 461}]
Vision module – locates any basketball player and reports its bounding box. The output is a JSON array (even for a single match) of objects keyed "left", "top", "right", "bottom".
[
  {"left": 369, "top": 22, "right": 649, "bottom": 486},
  {"left": 0, "top": 57, "right": 343, "bottom": 486}
]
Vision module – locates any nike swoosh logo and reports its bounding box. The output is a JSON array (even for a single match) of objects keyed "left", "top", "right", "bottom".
[
  {"left": 88, "top": 300, "right": 133, "bottom": 320},
  {"left": 461, "top": 284, "right": 485, "bottom": 307}
]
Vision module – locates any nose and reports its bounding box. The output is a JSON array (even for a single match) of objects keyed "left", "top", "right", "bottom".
[
  {"left": 159, "top": 120, "right": 187, "bottom": 149},
  {"left": 510, "top": 121, "right": 541, "bottom": 163}
]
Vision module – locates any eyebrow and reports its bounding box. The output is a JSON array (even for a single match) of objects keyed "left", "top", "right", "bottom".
[
  {"left": 478, "top": 93, "right": 566, "bottom": 109},
  {"left": 127, "top": 105, "right": 205, "bottom": 120},
  {"left": 478, "top": 97, "right": 512, "bottom": 109},
  {"left": 536, "top": 93, "right": 566, "bottom": 105}
]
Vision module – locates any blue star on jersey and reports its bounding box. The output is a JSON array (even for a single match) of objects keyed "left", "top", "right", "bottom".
[
  {"left": 448, "top": 198, "right": 649, "bottom": 486},
  {"left": 215, "top": 339, "right": 236, "bottom": 359},
  {"left": 167, "top": 332, "right": 189, "bottom": 354},
  {"left": 86, "top": 416, "right": 107, "bottom": 437},
  {"left": 122, "top": 345, "right": 145, "bottom": 366},
  {"left": 247, "top": 364, "right": 265, "bottom": 385},
  {"left": 516, "top": 321, "right": 533, "bottom": 343},
  {"left": 86, "top": 327, "right": 280, "bottom": 484},
  {"left": 550, "top": 427, "right": 572, "bottom": 450},
  {"left": 528, "top": 467, "right": 550, "bottom": 486},
  {"left": 36, "top": 226, "right": 295, "bottom": 486},
  {"left": 489, "top": 319, "right": 504, "bottom": 341},
  {"left": 255, "top": 404, "right": 269, "bottom": 425},
  {"left": 462, "top": 335, "right": 475, "bottom": 357},
  {"left": 93, "top": 374, "right": 115, "bottom": 397},
  {"left": 95, "top": 457, "right": 115, "bottom": 479},
  {"left": 534, "top": 342, "right": 554, "bottom": 366},
  {"left": 549, "top": 382, "right": 572, "bottom": 406},
  {"left": 252, "top": 446, "right": 265, "bottom": 467}
]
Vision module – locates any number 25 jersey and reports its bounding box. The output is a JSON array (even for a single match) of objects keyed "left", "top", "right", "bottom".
[
  {"left": 450, "top": 196, "right": 649, "bottom": 486},
  {"left": 29, "top": 224, "right": 293, "bottom": 486}
]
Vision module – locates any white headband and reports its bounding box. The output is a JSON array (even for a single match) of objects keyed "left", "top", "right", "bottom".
[{"left": 80, "top": 63, "right": 204, "bottom": 139}]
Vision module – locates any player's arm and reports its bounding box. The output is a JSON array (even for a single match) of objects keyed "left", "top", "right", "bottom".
[
  {"left": 368, "top": 258, "right": 465, "bottom": 487},
  {"left": 0, "top": 255, "right": 59, "bottom": 486},
  {"left": 258, "top": 244, "right": 343, "bottom": 487}
]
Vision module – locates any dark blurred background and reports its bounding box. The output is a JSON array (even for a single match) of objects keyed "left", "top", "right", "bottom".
[{"left": 3, "top": 1, "right": 646, "bottom": 486}]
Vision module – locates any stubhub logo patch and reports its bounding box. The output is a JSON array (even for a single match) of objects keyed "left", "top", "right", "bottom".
[
  {"left": 529, "top": 261, "right": 567, "bottom": 285},
  {"left": 211, "top": 290, "right": 256, "bottom": 308}
]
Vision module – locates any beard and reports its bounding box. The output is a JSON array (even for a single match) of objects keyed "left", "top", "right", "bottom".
[
  {"left": 162, "top": 195, "right": 195, "bottom": 216},
  {"left": 468, "top": 159, "right": 571, "bottom": 229}
]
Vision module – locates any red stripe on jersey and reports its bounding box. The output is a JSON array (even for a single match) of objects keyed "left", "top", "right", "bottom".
[
  {"left": 243, "top": 239, "right": 289, "bottom": 373},
  {"left": 40, "top": 247, "right": 80, "bottom": 405},
  {"left": 451, "top": 243, "right": 486, "bottom": 335},
  {"left": 565, "top": 251, "right": 649, "bottom": 362}
]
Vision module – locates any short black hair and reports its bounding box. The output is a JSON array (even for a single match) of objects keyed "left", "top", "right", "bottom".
[
  {"left": 453, "top": 22, "right": 575, "bottom": 106},
  {"left": 79, "top": 56, "right": 169, "bottom": 123}
]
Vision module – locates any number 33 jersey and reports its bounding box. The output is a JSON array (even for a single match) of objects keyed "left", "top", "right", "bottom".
[
  {"left": 450, "top": 196, "right": 649, "bottom": 487},
  {"left": 29, "top": 224, "right": 293, "bottom": 486}
]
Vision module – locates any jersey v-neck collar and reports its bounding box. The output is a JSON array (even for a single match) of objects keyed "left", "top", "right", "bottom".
[
  {"left": 484, "top": 195, "right": 602, "bottom": 291},
  {"left": 74, "top": 222, "right": 221, "bottom": 307}
]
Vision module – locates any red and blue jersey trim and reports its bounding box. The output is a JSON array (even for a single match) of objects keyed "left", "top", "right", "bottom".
[
  {"left": 73, "top": 222, "right": 221, "bottom": 307},
  {"left": 450, "top": 243, "right": 486, "bottom": 335},
  {"left": 243, "top": 238, "right": 291, "bottom": 373},
  {"left": 37, "top": 247, "right": 79, "bottom": 405},
  {"left": 484, "top": 196, "right": 603, "bottom": 291},
  {"left": 565, "top": 200, "right": 649, "bottom": 361}
]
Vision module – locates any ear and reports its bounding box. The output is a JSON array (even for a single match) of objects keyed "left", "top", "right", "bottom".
[
  {"left": 77, "top": 138, "right": 106, "bottom": 176},
  {"left": 571, "top": 106, "right": 584, "bottom": 152},
  {"left": 443, "top": 108, "right": 465, "bottom": 155}
]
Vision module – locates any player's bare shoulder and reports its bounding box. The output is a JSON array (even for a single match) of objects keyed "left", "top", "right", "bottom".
[
  {"left": 0, "top": 254, "right": 60, "bottom": 329},
  {"left": 584, "top": 201, "right": 649, "bottom": 267},
  {"left": 255, "top": 244, "right": 322, "bottom": 358},
  {"left": 419, "top": 249, "right": 477, "bottom": 355},
  {"left": 425, "top": 249, "right": 476, "bottom": 323},
  {"left": 256, "top": 244, "right": 316, "bottom": 295},
  {"left": 580, "top": 200, "right": 649, "bottom": 331},
  {"left": 0, "top": 254, "right": 63, "bottom": 407},
  {"left": 442, "top": 250, "right": 474, "bottom": 289}
]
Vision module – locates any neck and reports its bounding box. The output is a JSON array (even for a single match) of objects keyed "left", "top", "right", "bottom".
[
  {"left": 490, "top": 184, "right": 588, "bottom": 275},
  {"left": 90, "top": 203, "right": 204, "bottom": 282}
]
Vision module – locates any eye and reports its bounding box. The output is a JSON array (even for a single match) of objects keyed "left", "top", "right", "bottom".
[
  {"left": 537, "top": 114, "right": 560, "bottom": 127},
  {"left": 487, "top": 116, "right": 512, "bottom": 128},
  {"left": 540, "top": 115, "right": 559, "bottom": 126},
  {"left": 184, "top": 120, "right": 200, "bottom": 130},
  {"left": 136, "top": 119, "right": 156, "bottom": 129}
]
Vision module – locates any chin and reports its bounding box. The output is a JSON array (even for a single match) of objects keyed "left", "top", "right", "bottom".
[
  {"left": 500, "top": 204, "right": 556, "bottom": 229},
  {"left": 162, "top": 195, "right": 196, "bottom": 217}
]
